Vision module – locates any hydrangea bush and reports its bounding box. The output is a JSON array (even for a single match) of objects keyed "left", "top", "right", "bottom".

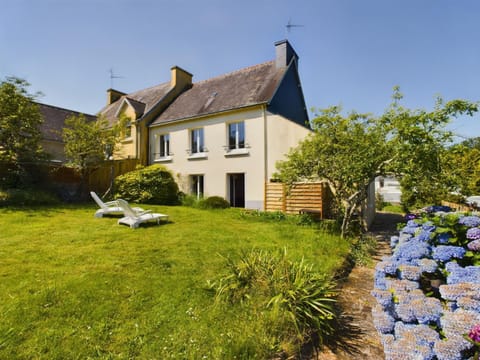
[{"left": 372, "top": 208, "right": 480, "bottom": 359}]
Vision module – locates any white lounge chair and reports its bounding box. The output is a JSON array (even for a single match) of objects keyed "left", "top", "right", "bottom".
[
  {"left": 90, "top": 191, "right": 143, "bottom": 218},
  {"left": 117, "top": 199, "right": 168, "bottom": 228}
]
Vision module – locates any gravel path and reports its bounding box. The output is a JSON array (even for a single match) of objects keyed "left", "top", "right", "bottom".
[{"left": 314, "top": 212, "right": 404, "bottom": 360}]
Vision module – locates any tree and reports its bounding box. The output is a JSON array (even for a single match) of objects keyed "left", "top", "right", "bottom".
[
  {"left": 443, "top": 137, "right": 480, "bottom": 197},
  {"left": 0, "top": 77, "right": 45, "bottom": 187},
  {"left": 62, "top": 114, "right": 120, "bottom": 198},
  {"left": 276, "top": 88, "right": 478, "bottom": 238}
]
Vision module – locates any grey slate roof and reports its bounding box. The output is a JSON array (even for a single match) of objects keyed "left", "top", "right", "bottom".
[
  {"left": 100, "top": 82, "right": 172, "bottom": 124},
  {"left": 150, "top": 61, "right": 284, "bottom": 125},
  {"left": 38, "top": 103, "right": 96, "bottom": 142}
]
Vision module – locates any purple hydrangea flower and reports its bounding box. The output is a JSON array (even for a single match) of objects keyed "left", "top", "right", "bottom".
[
  {"left": 468, "top": 323, "right": 480, "bottom": 343},
  {"left": 467, "top": 239, "right": 480, "bottom": 251},
  {"left": 458, "top": 215, "right": 480, "bottom": 228},
  {"left": 466, "top": 227, "right": 480, "bottom": 240},
  {"left": 432, "top": 245, "right": 466, "bottom": 262},
  {"left": 405, "top": 213, "right": 418, "bottom": 221}
]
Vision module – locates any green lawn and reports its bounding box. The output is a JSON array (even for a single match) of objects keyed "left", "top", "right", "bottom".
[{"left": 0, "top": 205, "right": 350, "bottom": 359}]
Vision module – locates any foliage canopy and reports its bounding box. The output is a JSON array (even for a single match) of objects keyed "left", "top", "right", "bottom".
[
  {"left": 0, "top": 77, "right": 45, "bottom": 187},
  {"left": 276, "top": 88, "right": 478, "bottom": 237}
]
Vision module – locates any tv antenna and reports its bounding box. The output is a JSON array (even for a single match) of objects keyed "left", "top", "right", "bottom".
[
  {"left": 109, "top": 68, "right": 124, "bottom": 88},
  {"left": 285, "top": 18, "right": 304, "bottom": 37}
]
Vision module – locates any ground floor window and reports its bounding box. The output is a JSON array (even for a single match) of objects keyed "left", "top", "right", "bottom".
[{"left": 191, "top": 175, "right": 204, "bottom": 199}]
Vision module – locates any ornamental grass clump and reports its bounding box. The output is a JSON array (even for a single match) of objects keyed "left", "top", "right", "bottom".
[
  {"left": 372, "top": 207, "right": 480, "bottom": 359},
  {"left": 209, "top": 249, "right": 337, "bottom": 352}
]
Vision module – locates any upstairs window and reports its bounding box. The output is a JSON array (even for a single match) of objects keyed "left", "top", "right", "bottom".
[
  {"left": 159, "top": 134, "right": 170, "bottom": 157},
  {"left": 190, "top": 128, "right": 205, "bottom": 154},
  {"left": 124, "top": 121, "right": 132, "bottom": 139},
  {"left": 228, "top": 122, "right": 245, "bottom": 150}
]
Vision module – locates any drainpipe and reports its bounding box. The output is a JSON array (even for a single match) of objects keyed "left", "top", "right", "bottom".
[{"left": 263, "top": 104, "right": 268, "bottom": 210}]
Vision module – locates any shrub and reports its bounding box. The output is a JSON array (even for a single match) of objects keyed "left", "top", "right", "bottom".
[
  {"left": 0, "top": 188, "right": 60, "bottom": 206},
  {"left": 114, "top": 165, "right": 179, "bottom": 205},
  {"left": 209, "top": 249, "right": 337, "bottom": 352},
  {"left": 198, "top": 196, "right": 230, "bottom": 209}
]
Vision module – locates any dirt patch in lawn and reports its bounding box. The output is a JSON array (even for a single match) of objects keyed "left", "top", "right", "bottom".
[{"left": 313, "top": 212, "right": 404, "bottom": 360}]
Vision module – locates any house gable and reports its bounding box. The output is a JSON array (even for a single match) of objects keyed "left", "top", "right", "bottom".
[{"left": 267, "top": 56, "right": 309, "bottom": 128}]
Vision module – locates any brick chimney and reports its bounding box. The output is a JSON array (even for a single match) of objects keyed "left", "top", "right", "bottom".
[
  {"left": 275, "top": 40, "right": 299, "bottom": 69},
  {"left": 106, "top": 88, "right": 126, "bottom": 105},
  {"left": 170, "top": 66, "right": 193, "bottom": 90}
]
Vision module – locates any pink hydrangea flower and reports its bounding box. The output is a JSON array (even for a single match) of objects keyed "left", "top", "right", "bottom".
[{"left": 469, "top": 324, "right": 480, "bottom": 343}]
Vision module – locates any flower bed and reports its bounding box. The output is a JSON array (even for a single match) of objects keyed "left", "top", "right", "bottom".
[{"left": 372, "top": 206, "right": 480, "bottom": 360}]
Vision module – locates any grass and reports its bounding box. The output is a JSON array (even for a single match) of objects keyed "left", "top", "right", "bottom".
[{"left": 0, "top": 204, "right": 350, "bottom": 359}]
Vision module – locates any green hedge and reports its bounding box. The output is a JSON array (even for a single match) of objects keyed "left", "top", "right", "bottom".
[{"left": 114, "top": 165, "right": 179, "bottom": 205}]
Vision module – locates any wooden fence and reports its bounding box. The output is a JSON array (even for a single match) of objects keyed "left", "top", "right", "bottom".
[
  {"left": 264, "top": 182, "right": 332, "bottom": 219},
  {"left": 88, "top": 159, "right": 139, "bottom": 194}
]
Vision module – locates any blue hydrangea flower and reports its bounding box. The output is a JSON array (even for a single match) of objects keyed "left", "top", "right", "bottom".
[
  {"left": 385, "top": 278, "right": 420, "bottom": 292},
  {"left": 411, "top": 297, "right": 443, "bottom": 324},
  {"left": 467, "top": 239, "right": 480, "bottom": 251},
  {"left": 417, "top": 230, "right": 432, "bottom": 242},
  {"left": 457, "top": 297, "right": 480, "bottom": 312},
  {"left": 398, "top": 264, "right": 422, "bottom": 281},
  {"left": 440, "top": 308, "right": 480, "bottom": 339},
  {"left": 434, "top": 336, "right": 471, "bottom": 360},
  {"left": 432, "top": 245, "right": 466, "bottom": 262},
  {"left": 458, "top": 215, "right": 480, "bottom": 228},
  {"left": 390, "top": 235, "right": 399, "bottom": 248},
  {"left": 371, "top": 289, "right": 393, "bottom": 308},
  {"left": 424, "top": 205, "right": 452, "bottom": 213},
  {"left": 376, "top": 260, "right": 397, "bottom": 276},
  {"left": 394, "top": 322, "right": 439, "bottom": 348},
  {"left": 436, "top": 232, "right": 451, "bottom": 244},
  {"left": 393, "top": 239, "right": 431, "bottom": 263},
  {"left": 440, "top": 283, "right": 480, "bottom": 301},
  {"left": 466, "top": 227, "right": 480, "bottom": 240},
  {"left": 372, "top": 304, "right": 395, "bottom": 334},
  {"left": 407, "top": 219, "right": 420, "bottom": 228},
  {"left": 401, "top": 225, "right": 418, "bottom": 235},
  {"left": 445, "top": 262, "right": 480, "bottom": 285},
  {"left": 422, "top": 221, "right": 436, "bottom": 232},
  {"left": 417, "top": 258, "right": 438, "bottom": 273}
]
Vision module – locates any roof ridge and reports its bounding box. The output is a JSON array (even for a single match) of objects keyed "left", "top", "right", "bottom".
[
  {"left": 36, "top": 101, "right": 95, "bottom": 117},
  {"left": 193, "top": 60, "right": 275, "bottom": 85}
]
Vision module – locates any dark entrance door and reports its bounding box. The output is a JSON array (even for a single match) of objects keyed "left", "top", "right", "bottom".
[{"left": 228, "top": 173, "right": 245, "bottom": 208}]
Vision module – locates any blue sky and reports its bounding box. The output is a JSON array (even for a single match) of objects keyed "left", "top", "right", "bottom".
[{"left": 1, "top": 0, "right": 480, "bottom": 140}]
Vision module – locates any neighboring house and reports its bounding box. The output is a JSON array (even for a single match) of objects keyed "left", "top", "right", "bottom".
[
  {"left": 101, "top": 40, "right": 311, "bottom": 210},
  {"left": 99, "top": 66, "right": 193, "bottom": 164},
  {"left": 38, "top": 102, "right": 97, "bottom": 163},
  {"left": 375, "top": 175, "right": 402, "bottom": 203}
]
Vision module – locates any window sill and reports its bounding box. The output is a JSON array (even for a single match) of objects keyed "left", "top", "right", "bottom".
[
  {"left": 121, "top": 137, "right": 133, "bottom": 144},
  {"left": 224, "top": 148, "right": 249, "bottom": 157},
  {"left": 154, "top": 156, "right": 173, "bottom": 163},
  {"left": 188, "top": 152, "right": 208, "bottom": 160}
]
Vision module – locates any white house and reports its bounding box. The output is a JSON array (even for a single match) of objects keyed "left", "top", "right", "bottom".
[{"left": 148, "top": 40, "right": 311, "bottom": 209}]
